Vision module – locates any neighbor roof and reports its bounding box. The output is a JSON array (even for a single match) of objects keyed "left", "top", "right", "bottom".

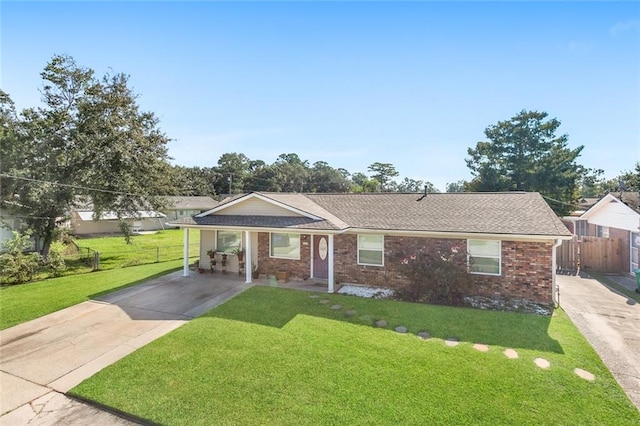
[
  {"left": 76, "top": 211, "right": 165, "bottom": 221},
  {"left": 164, "top": 196, "right": 218, "bottom": 210},
  {"left": 173, "top": 191, "right": 571, "bottom": 238}
]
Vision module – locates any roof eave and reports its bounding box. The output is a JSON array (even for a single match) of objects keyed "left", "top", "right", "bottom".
[{"left": 345, "top": 227, "right": 572, "bottom": 242}]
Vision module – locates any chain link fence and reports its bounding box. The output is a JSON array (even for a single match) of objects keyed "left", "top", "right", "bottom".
[{"left": 64, "top": 243, "right": 200, "bottom": 272}]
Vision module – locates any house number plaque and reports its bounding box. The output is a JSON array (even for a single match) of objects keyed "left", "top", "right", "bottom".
[{"left": 319, "top": 237, "right": 328, "bottom": 260}]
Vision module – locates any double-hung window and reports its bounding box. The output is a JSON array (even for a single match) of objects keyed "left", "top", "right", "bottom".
[
  {"left": 468, "top": 239, "right": 501, "bottom": 275},
  {"left": 358, "top": 235, "right": 384, "bottom": 266}
]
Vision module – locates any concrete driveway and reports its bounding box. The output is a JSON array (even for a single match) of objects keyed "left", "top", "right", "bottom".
[
  {"left": 558, "top": 273, "right": 640, "bottom": 410},
  {"left": 0, "top": 271, "right": 251, "bottom": 424}
]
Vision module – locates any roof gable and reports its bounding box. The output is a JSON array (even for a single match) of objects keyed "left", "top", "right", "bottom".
[
  {"left": 197, "top": 193, "right": 323, "bottom": 220},
  {"left": 580, "top": 193, "right": 640, "bottom": 232}
]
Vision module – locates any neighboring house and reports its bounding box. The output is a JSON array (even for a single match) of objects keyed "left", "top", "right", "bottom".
[
  {"left": 171, "top": 191, "right": 571, "bottom": 304},
  {"left": 563, "top": 193, "right": 640, "bottom": 275},
  {"left": 70, "top": 209, "right": 166, "bottom": 235},
  {"left": 162, "top": 196, "right": 218, "bottom": 222}
]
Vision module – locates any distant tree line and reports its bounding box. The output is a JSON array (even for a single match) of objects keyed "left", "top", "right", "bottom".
[{"left": 167, "top": 155, "right": 440, "bottom": 198}]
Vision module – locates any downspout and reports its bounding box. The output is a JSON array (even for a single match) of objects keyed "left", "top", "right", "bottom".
[{"left": 552, "top": 238, "right": 563, "bottom": 306}]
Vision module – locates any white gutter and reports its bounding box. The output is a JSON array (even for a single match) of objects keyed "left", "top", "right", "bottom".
[
  {"left": 345, "top": 228, "right": 573, "bottom": 243},
  {"left": 172, "top": 223, "right": 572, "bottom": 242},
  {"left": 552, "top": 238, "right": 563, "bottom": 306},
  {"left": 170, "top": 223, "right": 347, "bottom": 235}
]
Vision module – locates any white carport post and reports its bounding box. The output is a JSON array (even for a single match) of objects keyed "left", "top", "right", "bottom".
[
  {"left": 328, "top": 234, "right": 334, "bottom": 293},
  {"left": 244, "top": 230, "right": 252, "bottom": 284},
  {"left": 182, "top": 228, "right": 190, "bottom": 277}
]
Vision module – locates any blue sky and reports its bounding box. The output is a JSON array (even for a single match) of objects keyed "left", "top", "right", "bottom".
[{"left": 2, "top": 1, "right": 639, "bottom": 191}]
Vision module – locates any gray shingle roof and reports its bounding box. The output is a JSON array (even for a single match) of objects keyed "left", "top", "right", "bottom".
[
  {"left": 306, "top": 192, "right": 571, "bottom": 236},
  {"left": 164, "top": 196, "right": 218, "bottom": 210},
  {"left": 174, "top": 191, "right": 571, "bottom": 237}
]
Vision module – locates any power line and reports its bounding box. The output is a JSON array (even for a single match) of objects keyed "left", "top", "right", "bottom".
[
  {"left": 541, "top": 195, "right": 578, "bottom": 207},
  {"left": 0, "top": 173, "right": 144, "bottom": 197}
]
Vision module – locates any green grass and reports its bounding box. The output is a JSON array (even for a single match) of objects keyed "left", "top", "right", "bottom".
[
  {"left": 72, "top": 287, "right": 640, "bottom": 425},
  {"left": 588, "top": 271, "right": 640, "bottom": 303},
  {"left": 0, "top": 260, "right": 184, "bottom": 330},
  {"left": 72, "top": 228, "right": 200, "bottom": 270}
]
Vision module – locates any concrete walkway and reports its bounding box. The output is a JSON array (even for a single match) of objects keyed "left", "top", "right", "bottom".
[
  {"left": 558, "top": 273, "right": 640, "bottom": 410},
  {"left": 0, "top": 271, "right": 252, "bottom": 425}
]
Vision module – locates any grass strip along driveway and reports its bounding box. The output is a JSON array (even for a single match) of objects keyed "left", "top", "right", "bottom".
[
  {"left": 72, "top": 286, "right": 640, "bottom": 425},
  {"left": 0, "top": 260, "right": 184, "bottom": 330}
]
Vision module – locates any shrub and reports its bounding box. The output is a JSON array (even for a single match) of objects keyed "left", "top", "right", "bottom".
[
  {"left": 46, "top": 241, "right": 67, "bottom": 277},
  {"left": 0, "top": 231, "right": 43, "bottom": 285},
  {"left": 391, "top": 241, "right": 473, "bottom": 306}
]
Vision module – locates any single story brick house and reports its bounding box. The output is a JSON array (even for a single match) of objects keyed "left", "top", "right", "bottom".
[{"left": 172, "top": 191, "right": 572, "bottom": 304}]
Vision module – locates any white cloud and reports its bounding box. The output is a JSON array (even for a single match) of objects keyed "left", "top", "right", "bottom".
[{"left": 610, "top": 19, "right": 640, "bottom": 37}]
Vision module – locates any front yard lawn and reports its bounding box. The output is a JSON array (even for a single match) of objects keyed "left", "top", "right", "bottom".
[
  {"left": 72, "top": 287, "right": 640, "bottom": 425},
  {"left": 0, "top": 260, "right": 184, "bottom": 330},
  {"left": 69, "top": 228, "right": 200, "bottom": 271}
]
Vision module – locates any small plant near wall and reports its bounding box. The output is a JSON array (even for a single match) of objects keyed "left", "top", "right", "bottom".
[
  {"left": 252, "top": 263, "right": 260, "bottom": 279},
  {"left": 206, "top": 249, "right": 216, "bottom": 258},
  {"left": 232, "top": 247, "right": 245, "bottom": 262},
  {"left": 275, "top": 270, "right": 289, "bottom": 283}
]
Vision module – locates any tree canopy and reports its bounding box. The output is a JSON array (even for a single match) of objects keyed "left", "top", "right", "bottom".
[
  {"left": 465, "top": 110, "right": 585, "bottom": 215},
  {"left": 0, "top": 55, "right": 172, "bottom": 254}
]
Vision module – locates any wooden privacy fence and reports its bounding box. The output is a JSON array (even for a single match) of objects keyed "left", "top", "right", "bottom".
[{"left": 557, "top": 236, "right": 628, "bottom": 273}]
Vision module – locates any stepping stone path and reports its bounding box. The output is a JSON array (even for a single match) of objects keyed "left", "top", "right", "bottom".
[
  {"left": 445, "top": 337, "right": 460, "bottom": 347},
  {"left": 304, "top": 299, "right": 593, "bottom": 383},
  {"left": 534, "top": 357, "right": 550, "bottom": 369},
  {"left": 573, "top": 368, "right": 596, "bottom": 381},
  {"left": 503, "top": 349, "right": 519, "bottom": 359},
  {"left": 473, "top": 343, "right": 489, "bottom": 352}
]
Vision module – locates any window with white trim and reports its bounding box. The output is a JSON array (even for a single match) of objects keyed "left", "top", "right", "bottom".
[
  {"left": 468, "top": 239, "right": 501, "bottom": 275},
  {"left": 216, "top": 230, "right": 242, "bottom": 253},
  {"left": 575, "top": 220, "right": 587, "bottom": 238},
  {"left": 595, "top": 225, "right": 609, "bottom": 238},
  {"left": 270, "top": 232, "right": 300, "bottom": 259},
  {"left": 358, "top": 235, "right": 384, "bottom": 266}
]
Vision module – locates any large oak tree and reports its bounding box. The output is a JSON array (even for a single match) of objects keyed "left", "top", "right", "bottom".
[{"left": 0, "top": 55, "right": 172, "bottom": 254}]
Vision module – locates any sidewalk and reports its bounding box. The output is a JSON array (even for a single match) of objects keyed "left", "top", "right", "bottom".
[{"left": 0, "top": 271, "right": 251, "bottom": 424}]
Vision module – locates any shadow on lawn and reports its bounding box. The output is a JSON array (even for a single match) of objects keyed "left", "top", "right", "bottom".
[{"left": 204, "top": 286, "right": 564, "bottom": 354}]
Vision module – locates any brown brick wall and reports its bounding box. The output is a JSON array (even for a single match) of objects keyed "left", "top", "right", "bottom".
[
  {"left": 256, "top": 232, "right": 312, "bottom": 280},
  {"left": 333, "top": 235, "right": 554, "bottom": 304},
  {"left": 471, "top": 241, "right": 553, "bottom": 304},
  {"left": 253, "top": 232, "right": 554, "bottom": 304}
]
